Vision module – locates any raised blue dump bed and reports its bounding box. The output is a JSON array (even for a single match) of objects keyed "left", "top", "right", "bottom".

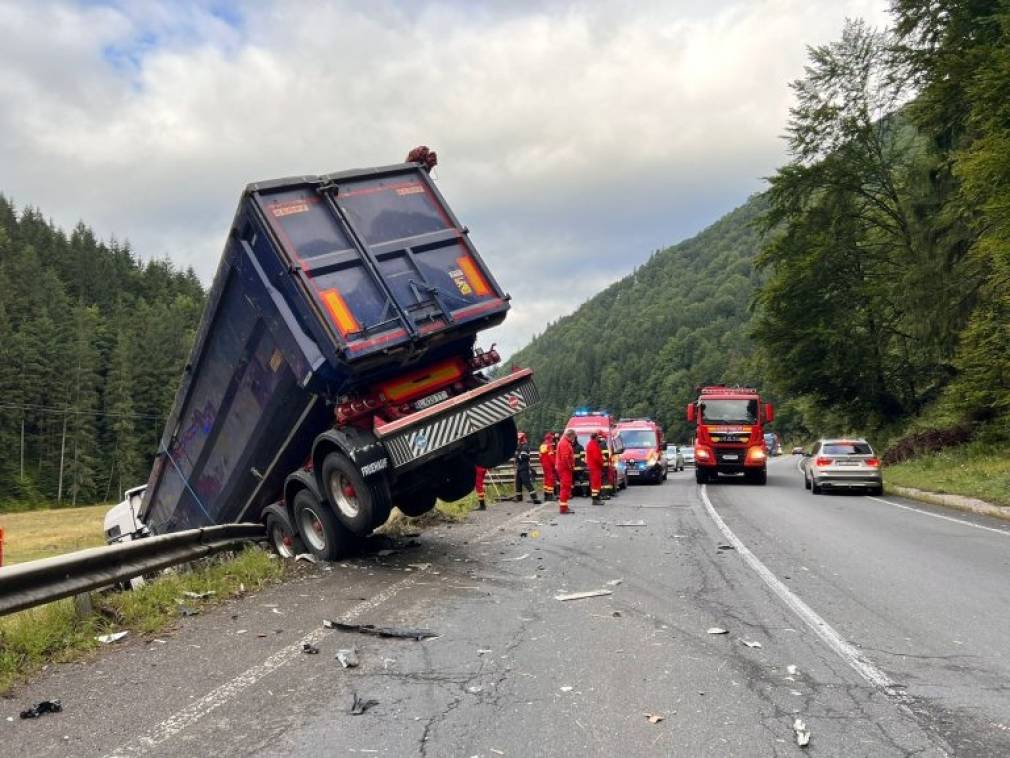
[{"left": 141, "top": 162, "right": 509, "bottom": 534}]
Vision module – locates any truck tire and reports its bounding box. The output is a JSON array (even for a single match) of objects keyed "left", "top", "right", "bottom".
[
  {"left": 396, "top": 488, "right": 438, "bottom": 518},
  {"left": 436, "top": 458, "right": 475, "bottom": 502},
  {"left": 754, "top": 469, "right": 767, "bottom": 485},
  {"left": 264, "top": 505, "right": 305, "bottom": 559},
  {"left": 292, "top": 489, "right": 356, "bottom": 561},
  {"left": 321, "top": 451, "right": 393, "bottom": 536},
  {"left": 468, "top": 418, "right": 517, "bottom": 468}
]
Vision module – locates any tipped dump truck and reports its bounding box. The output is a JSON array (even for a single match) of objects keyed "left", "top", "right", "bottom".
[{"left": 106, "top": 153, "right": 538, "bottom": 560}]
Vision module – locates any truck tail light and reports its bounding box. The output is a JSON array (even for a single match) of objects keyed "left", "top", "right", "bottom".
[
  {"left": 815, "top": 456, "right": 832, "bottom": 467},
  {"left": 865, "top": 458, "right": 880, "bottom": 467}
]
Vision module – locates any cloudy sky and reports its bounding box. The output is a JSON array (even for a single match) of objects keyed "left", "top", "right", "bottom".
[{"left": 0, "top": 0, "right": 889, "bottom": 356}]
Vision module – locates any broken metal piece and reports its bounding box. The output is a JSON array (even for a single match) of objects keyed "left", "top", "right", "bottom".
[
  {"left": 349, "top": 693, "right": 379, "bottom": 715},
  {"left": 20, "top": 700, "right": 62, "bottom": 719},
  {"left": 323, "top": 620, "right": 438, "bottom": 640},
  {"left": 336, "top": 648, "right": 360, "bottom": 668},
  {"left": 301, "top": 643, "right": 320, "bottom": 655},
  {"left": 554, "top": 590, "right": 613, "bottom": 602}
]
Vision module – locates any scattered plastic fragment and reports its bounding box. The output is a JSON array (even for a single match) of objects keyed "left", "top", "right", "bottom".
[
  {"left": 324, "top": 620, "right": 438, "bottom": 640},
  {"left": 178, "top": 606, "right": 200, "bottom": 617},
  {"left": 787, "top": 665, "right": 799, "bottom": 676},
  {"left": 645, "top": 713, "right": 664, "bottom": 724},
  {"left": 554, "top": 590, "right": 613, "bottom": 602},
  {"left": 560, "top": 686, "right": 573, "bottom": 693},
  {"left": 20, "top": 700, "right": 62, "bottom": 719},
  {"left": 467, "top": 685, "right": 483, "bottom": 694},
  {"left": 302, "top": 643, "right": 320, "bottom": 655},
  {"left": 336, "top": 648, "right": 360, "bottom": 668},
  {"left": 793, "top": 718, "right": 811, "bottom": 747},
  {"left": 95, "top": 631, "right": 128, "bottom": 645},
  {"left": 605, "top": 579, "right": 623, "bottom": 586},
  {"left": 615, "top": 520, "right": 646, "bottom": 527},
  {"left": 740, "top": 639, "right": 762, "bottom": 648},
  {"left": 706, "top": 627, "right": 728, "bottom": 635},
  {"left": 182, "top": 590, "right": 216, "bottom": 599},
  {"left": 501, "top": 553, "right": 530, "bottom": 562},
  {"left": 349, "top": 693, "right": 379, "bottom": 715},
  {"left": 236, "top": 630, "right": 247, "bottom": 635},
  {"left": 294, "top": 553, "right": 318, "bottom": 563}
]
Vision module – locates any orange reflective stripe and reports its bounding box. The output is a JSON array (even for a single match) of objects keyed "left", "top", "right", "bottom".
[
  {"left": 456, "top": 255, "right": 492, "bottom": 296},
  {"left": 320, "top": 289, "right": 360, "bottom": 336}
]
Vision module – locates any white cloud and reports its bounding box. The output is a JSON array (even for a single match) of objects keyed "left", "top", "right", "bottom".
[{"left": 0, "top": 0, "right": 891, "bottom": 356}]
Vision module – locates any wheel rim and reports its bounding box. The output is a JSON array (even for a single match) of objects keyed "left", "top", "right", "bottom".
[
  {"left": 329, "top": 470, "right": 360, "bottom": 520},
  {"left": 271, "top": 524, "right": 296, "bottom": 558},
  {"left": 298, "top": 506, "right": 328, "bottom": 552}
]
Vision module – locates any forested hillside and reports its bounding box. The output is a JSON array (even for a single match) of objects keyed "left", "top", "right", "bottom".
[
  {"left": 511, "top": 4, "right": 1010, "bottom": 454},
  {"left": 509, "top": 195, "right": 769, "bottom": 443},
  {"left": 0, "top": 197, "right": 204, "bottom": 508}
]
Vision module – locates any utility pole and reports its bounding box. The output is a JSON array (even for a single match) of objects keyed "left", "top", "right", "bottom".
[{"left": 57, "top": 414, "right": 68, "bottom": 504}]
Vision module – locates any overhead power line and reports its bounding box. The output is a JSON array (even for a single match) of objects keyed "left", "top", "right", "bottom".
[{"left": 0, "top": 402, "right": 165, "bottom": 421}]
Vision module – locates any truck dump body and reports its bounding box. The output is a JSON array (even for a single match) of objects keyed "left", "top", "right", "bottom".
[{"left": 141, "top": 162, "right": 512, "bottom": 534}]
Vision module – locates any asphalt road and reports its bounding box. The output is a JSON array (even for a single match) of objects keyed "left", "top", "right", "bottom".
[{"left": 4, "top": 457, "right": 1009, "bottom": 756}]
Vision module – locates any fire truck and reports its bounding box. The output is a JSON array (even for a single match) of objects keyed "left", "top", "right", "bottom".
[
  {"left": 564, "top": 409, "right": 625, "bottom": 497},
  {"left": 687, "top": 386, "right": 774, "bottom": 485}
]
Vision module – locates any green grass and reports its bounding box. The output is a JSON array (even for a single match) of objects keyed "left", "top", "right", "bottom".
[
  {"left": 885, "top": 441, "right": 1010, "bottom": 507},
  {"left": 0, "top": 547, "right": 285, "bottom": 694},
  {"left": 0, "top": 504, "right": 109, "bottom": 564}
]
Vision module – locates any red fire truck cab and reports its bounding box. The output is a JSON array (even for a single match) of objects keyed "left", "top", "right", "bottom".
[{"left": 687, "top": 386, "right": 774, "bottom": 485}]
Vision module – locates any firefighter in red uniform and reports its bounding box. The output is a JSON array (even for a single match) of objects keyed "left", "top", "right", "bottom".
[
  {"left": 556, "top": 429, "right": 576, "bottom": 514},
  {"left": 586, "top": 429, "right": 605, "bottom": 505},
  {"left": 475, "top": 466, "right": 488, "bottom": 510},
  {"left": 539, "top": 432, "right": 556, "bottom": 502}
]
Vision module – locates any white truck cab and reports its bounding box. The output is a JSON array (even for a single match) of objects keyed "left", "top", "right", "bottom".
[{"left": 104, "top": 485, "right": 149, "bottom": 544}]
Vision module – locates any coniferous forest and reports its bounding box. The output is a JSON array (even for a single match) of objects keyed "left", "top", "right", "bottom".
[{"left": 0, "top": 197, "right": 204, "bottom": 509}]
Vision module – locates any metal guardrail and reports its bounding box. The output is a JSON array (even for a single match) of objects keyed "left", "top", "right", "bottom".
[{"left": 0, "top": 523, "right": 265, "bottom": 617}]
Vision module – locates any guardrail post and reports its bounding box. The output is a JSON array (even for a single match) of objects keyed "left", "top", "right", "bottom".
[{"left": 73, "top": 592, "right": 93, "bottom": 618}]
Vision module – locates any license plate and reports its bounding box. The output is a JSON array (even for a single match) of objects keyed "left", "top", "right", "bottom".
[
  {"left": 837, "top": 461, "right": 858, "bottom": 466},
  {"left": 723, "top": 454, "right": 739, "bottom": 461},
  {"left": 628, "top": 469, "right": 639, "bottom": 476},
  {"left": 414, "top": 390, "right": 449, "bottom": 410}
]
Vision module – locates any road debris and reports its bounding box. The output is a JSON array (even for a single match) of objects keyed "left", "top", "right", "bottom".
[
  {"left": 615, "top": 520, "right": 647, "bottom": 527},
  {"left": 407, "top": 563, "right": 431, "bottom": 571},
  {"left": 716, "top": 544, "right": 735, "bottom": 551},
  {"left": 501, "top": 553, "right": 530, "bottom": 562},
  {"left": 271, "top": 608, "right": 284, "bottom": 615},
  {"left": 606, "top": 578, "right": 623, "bottom": 586},
  {"left": 477, "top": 649, "right": 493, "bottom": 656},
  {"left": 294, "top": 553, "right": 318, "bottom": 563},
  {"left": 324, "top": 620, "right": 438, "bottom": 640},
  {"left": 336, "top": 648, "right": 360, "bottom": 668},
  {"left": 560, "top": 686, "right": 574, "bottom": 693},
  {"left": 181, "top": 590, "right": 216, "bottom": 599},
  {"left": 645, "top": 713, "right": 665, "bottom": 724},
  {"left": 706, "top": 627, "right": 728, "bottom": 635},
  {"left": 301, "top": 643, "right": 320, "bottom": 655},
  {"left": 740, "top": 639, "right": 763, "bottom": 648},
  {"left": 20, "top": 700, "right": 62, "bottom": 719},
  {"left": 349, "top": 693, "right": 379, "bottom": 715},
  {"left": 95, "top": 631, "right": 128, "bottom": 644},
  {"left": 554, "top": 589, "right": 613, "bottom": 602},
  {"left": 787, "top": 664, "right": 799, "bottom": 676},
  {"left": 793, "top": 718, "right": 811, "bottom": 747},
  {"left": 467, "top": 685, "right": 483, "bottom": 694},
  {"left": 178, "top": 606, "right": 200, "bottom": 617},
  {"left": 612, "top": 611, "right": 623, "bottom": 618}
]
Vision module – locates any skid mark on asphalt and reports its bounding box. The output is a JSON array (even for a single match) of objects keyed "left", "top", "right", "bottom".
[
  {"left": 103, "top": 505, "right": 543, "bottom": 758},
  {"left": 866, "top": 496, "right": 1010, "bottom": 537}
]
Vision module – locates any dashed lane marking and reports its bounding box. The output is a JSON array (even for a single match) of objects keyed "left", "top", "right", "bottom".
[{"left": 104, "top": 504, "right": 543, "bottom": 757}]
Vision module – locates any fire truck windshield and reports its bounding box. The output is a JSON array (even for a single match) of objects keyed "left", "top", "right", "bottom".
[
  {"left": 618, "top": 430, "right": 655, "bottom": 449},
  {"left": 700, "top": 399, "right": 758, "bottom": 424}
]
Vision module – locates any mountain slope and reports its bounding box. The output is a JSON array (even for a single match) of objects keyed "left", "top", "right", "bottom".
[{"left": 508, "top": 194, "right": 768, "bottom": 442}]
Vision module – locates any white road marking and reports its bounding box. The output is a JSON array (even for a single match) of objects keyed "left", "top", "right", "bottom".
[
  {"left": 104, "top": 504, "right": 543, "bottom": 757},
  {"left": 866, "top": 496, "right": 1010, "bottom": 537},
  {"left": 699, "top": 485, "right": 894, "bottom": 690}
]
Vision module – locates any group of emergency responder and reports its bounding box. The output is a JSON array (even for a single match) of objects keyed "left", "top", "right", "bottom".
[{"left": 473, "top": 428, "right": 612, "bottom": 516}]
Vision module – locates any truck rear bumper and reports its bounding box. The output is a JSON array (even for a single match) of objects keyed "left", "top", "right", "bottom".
[{"left": 377, "top": 369, "right": 538, "bottom": 470}]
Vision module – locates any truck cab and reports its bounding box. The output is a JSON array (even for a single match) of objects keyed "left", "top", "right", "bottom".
[
  {"left": 687, "top": 386, "right": 773, "bottom": 484},
  {"left": 615, "top": 418, "right": 668, "bottom": 484}
]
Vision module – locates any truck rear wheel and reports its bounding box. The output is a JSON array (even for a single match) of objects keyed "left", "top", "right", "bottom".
[
  {"left": 321, "top": 451, "right": 393, "bottom": 536},
  {"left": 292, "top": 489, "right": 356, "bottom": 561},
  {"left": 264, "top": 505, "right": 305, "bottom": 559},
  {"left": 436, "top": 458, "right": 475, "bottom": 502},
  {"left": 468, "top": 418, "right": 517, "bottom": 468},
  {"left": 396, "top": 488, "right": 438, "bottom": 518}
]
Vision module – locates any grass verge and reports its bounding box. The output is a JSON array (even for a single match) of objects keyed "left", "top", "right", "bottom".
[
  {"left": 0, "top": 546, "right": 285, "bottom": 695},
  {"left": 0, "top": 504, "right": 108, "bottom": 565},
  {"left": 885, "top": 442, "right": 1010, "bottom": 507}
]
